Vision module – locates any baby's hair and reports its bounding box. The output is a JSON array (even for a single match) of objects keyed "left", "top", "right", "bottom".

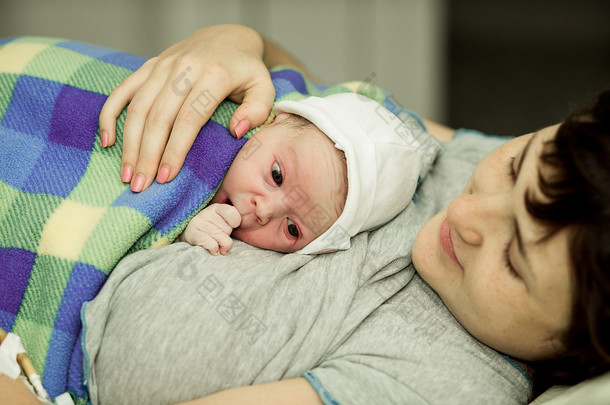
[{"left": 278, "top": 112, "right": 317, "bottom": 131}]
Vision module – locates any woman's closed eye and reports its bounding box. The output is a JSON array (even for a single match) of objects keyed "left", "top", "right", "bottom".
[
  {"left": 503, "top": 240, "right": 521, "bottom": 280},
  {"left": 508, "top": 156, "right": 518, "bottom": 182},
  {"left": 272, "top": 161, "right": 283, "bottom": 186},
  {"left": 505, "top": 155, "right": 523, "bottom": 280}
]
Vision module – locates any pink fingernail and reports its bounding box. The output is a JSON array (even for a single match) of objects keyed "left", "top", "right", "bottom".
[
  {"left": 234, "top": 120, "right": 250, "bottom": 138},
  {"left": 157, "top": 165, "right": 171, "bottom": 184},
  {"left": 131, "top": 174, "right": 145, "bottom": 193},
  {"left": 121, "top": 164, "right": 133, "bottom": 183},
  {"left": 101, "top": 130, "right": 108, "bottom": 148}
]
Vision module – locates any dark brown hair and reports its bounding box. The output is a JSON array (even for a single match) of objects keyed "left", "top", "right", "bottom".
[{"left": 526, "top": 90, "right": 610, "bottom": 397}]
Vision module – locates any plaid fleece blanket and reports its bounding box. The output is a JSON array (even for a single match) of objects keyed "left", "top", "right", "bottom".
[{"left": 0, "top": 37, "right": 405, "bottom": 402}]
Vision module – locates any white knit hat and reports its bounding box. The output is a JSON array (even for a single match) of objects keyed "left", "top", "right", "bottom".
[{"left": 274, "top": 93, "right": 423, "bottom": 254}]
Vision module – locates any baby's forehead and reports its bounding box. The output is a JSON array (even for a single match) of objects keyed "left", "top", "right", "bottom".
[
  {"left": 280, "top": 128, "right": 345, "bottom": 211},
  {"left": 301, "top": 128, "right": 348, "bottom": 217},
  {"left": 290, "top": 122, "right": 344, "bottom": 166}
]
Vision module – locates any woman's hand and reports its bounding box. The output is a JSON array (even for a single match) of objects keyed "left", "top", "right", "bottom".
[{"left": 99, "top": 24, "right": 275, "bottom": 192}]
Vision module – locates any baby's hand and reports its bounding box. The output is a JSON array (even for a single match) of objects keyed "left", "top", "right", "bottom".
[{"left": 178, "top": 203, "right": 241, "bottom": 255}]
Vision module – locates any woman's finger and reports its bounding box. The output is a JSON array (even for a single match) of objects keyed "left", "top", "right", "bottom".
[
  {"left": 229, "top": 73, "right": 276, "bottom": 139},
  {"left": 131, "top": 65, "right": 200, "bottom": 191},
  {"left": 157, "top": 76, "right": 232, "bottom": 184},
  {"left": 120, "top": 66, "right": 173, "bottom": 187},
  {"left": 99, "top": 58, "right": 155, "bottom": 147}
]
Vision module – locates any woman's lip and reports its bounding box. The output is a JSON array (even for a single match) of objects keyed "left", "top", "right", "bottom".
[{"left": 440, "top": 218, "right": 463, "bottom": 269}]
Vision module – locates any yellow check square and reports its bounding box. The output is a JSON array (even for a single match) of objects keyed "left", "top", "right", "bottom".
[
  {"left": 38, "top": 200, "right": 106, "bottom": 261},
  {"left": 0, "top": 43, "right": 49, "bottom": 74}
]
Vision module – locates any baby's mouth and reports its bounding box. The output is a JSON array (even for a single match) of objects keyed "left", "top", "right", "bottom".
[{"left": 227, "top": 199, "right": 233, "bottom": 206}]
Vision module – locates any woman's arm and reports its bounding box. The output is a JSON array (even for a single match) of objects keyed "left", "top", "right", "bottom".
[
  {"left": 262, "top": 39, "right": 320, "bottom": 82},
  {"left": 423, "top": 118, "right": 455, "bottom": 142},
  {"left": 262, "top": 38, "right": 455, "bottom": 142},
  {"left": 0, "top": 375, "right": 41, "bottom": 405},
  {"left": 175, "top": 378, "right": 323, "bottom": 405}
]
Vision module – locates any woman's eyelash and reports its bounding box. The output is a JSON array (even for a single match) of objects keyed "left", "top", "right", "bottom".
[
  {"left": 508, "top": 156, "right": 517, "bottom": 181},
  {"left": 503, "top": 241, "right": 520, "bottom": 279}
]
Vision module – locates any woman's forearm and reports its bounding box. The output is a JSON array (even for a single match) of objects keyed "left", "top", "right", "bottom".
[
  {"left": 175, "top": 378, "right": 323, "bottom": 405},
  {"left": 261, "top": 35, "right": 454, "bottom": 141},
  {"left": 0, "top": 375, "right": 41, "bottom": 405},
  {"left": 423, "top": 118, "right": 455, "bottom": 142}
]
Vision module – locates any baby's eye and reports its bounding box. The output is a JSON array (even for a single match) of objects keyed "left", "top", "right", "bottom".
[
  {"left": 272, "top": 161, "right": 283, "bottom": 186},
  {"left": 287, "top": 218, "right": 300, "bottom": 237}
]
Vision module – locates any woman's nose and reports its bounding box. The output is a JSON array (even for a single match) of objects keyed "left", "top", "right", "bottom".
[{"left": 447, "top": 192, "right": 511, "bottom": 246}]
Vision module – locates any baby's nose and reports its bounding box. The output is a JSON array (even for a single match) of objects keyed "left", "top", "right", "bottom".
[{"left": 252, "top": 195, "right": 281, "bottom": 225}]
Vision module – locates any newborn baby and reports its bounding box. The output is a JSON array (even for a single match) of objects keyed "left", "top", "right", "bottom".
[{"left": 178, "top": 93, "right": 424, "bottom": 255}]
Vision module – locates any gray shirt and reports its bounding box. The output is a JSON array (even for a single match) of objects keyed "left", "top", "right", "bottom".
[{"left": 83, "top": 129, "right": 531, "bottom": 405}]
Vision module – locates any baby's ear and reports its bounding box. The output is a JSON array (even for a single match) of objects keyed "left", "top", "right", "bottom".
[{"left": 273, "top": 112, "right": 291, "bottom": 123}]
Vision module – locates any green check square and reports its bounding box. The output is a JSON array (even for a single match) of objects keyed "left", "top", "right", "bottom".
[
  {"left": 0, "top": 188, "right": 62, "bottom": 252},
  {"left": 23, "top": 45, "right": 93, "bottom": 85},
  {"left": 0, "top": 73, "right": 18, "bottom": 121},
  {"left": 67, "top": 59, "right": 131, "bottom": 95},
  {"left": 79, "top": 206, "right": 150, "bottom": 272},
  {"left": 68, "top": 145, "right": 126, "bottom": 206}
]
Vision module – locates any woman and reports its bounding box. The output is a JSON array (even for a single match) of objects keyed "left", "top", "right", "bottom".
[{"left": 3, "top": 24, "right": 608, "bottom": 404}]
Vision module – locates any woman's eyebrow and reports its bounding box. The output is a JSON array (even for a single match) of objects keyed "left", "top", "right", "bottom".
[{"left": 516, "top": 131, "right": 538, "bottom": 176}]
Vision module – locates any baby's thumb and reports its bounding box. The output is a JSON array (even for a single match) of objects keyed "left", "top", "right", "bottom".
[
  {"left": 217, "top": 204, "right": 242, "bottom": 229},
  {"left": 230, "top": 84, "right": 275, "bottom": 139}
]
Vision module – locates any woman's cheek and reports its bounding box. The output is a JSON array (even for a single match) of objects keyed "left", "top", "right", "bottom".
[{"left": 412, "top": 214, "right": 444, "bottom": 283}]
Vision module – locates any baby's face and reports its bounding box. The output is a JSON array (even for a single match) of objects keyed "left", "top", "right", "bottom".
[{"left": 211, "top": 113, "right": 347, "bottom": 252}]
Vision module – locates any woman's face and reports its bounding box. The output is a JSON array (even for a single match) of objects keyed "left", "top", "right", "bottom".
[{"left": 413, "top": 124, "right": 573, "bottom": 361}]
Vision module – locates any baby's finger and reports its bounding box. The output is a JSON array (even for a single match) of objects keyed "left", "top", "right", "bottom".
[
  {"left": 229, "top": 75, "right": 275, "bottom": 139},
  {"left": 99, "top": 59, "right": 155, "bottom": 148},
  {"left": 190, "top": 233, "right": 221, "bottom": 256},
  {"left": 214, "top": 204, "right": 242, "bottom": 229},
  {"left": 201, "top": 204, "right": 237, "bottom": 235},
  {"left": 216, "top": 234, "right": 234, "bottom": 255},
  {"left": 158, "top": 79, "right": 231, "bottom": 183}
]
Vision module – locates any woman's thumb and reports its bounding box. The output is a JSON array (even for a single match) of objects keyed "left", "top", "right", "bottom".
[{"left": 230, "top": 82, "right": 275, "bottom": 138}]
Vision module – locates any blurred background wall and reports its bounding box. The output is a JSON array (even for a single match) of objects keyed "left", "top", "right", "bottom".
[
  {"left": 449, "top": 0, "right": 610, "bottom": 135},
  {"left": 1, "top": 0, "right": 608, "bottom": 135}
]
